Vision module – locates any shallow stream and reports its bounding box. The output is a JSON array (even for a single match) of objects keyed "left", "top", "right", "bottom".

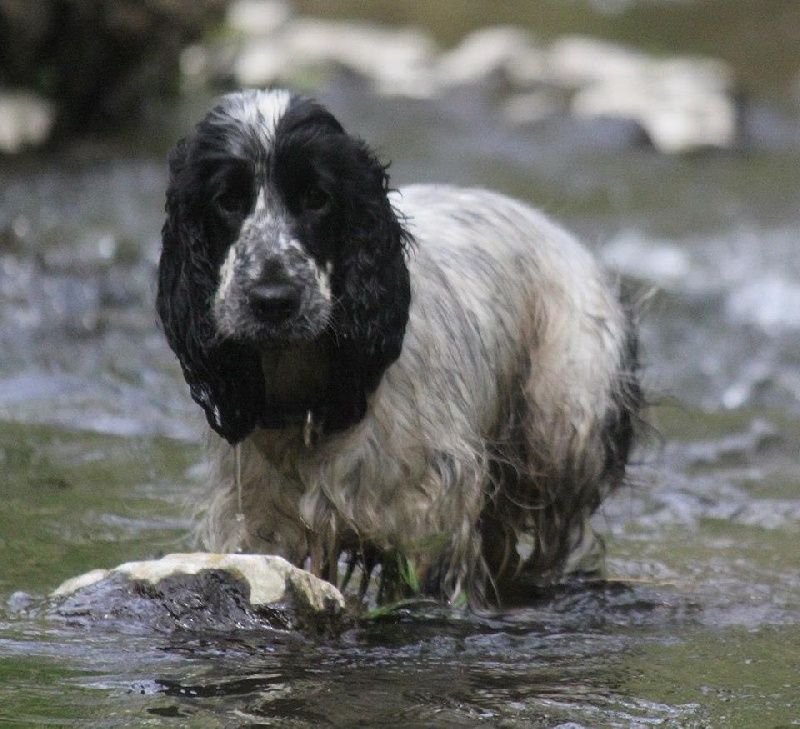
[{"left": 2, "top": 1, "right": 800, "bottom": 726}]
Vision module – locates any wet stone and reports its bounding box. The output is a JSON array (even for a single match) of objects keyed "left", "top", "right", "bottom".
[{"left": 50, "top": 553, "right": 345, "bottom": 636}]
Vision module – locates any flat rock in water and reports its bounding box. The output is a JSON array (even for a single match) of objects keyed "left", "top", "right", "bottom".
[{"left": 50, "top": 553, "right": 345, "bottom": 636}]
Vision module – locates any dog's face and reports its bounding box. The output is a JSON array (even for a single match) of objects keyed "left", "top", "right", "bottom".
[
  {"left": 157, "top": 90, "right": 411, "bottom": 443},
  {"left": 203, "top": 91, "right": 342, "bottom": 345}
]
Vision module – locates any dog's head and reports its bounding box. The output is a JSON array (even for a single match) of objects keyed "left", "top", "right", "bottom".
[{"left": 157, "top": 90, "right": 411, "bottom": 443}]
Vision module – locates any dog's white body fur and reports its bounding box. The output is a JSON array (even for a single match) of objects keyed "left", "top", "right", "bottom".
[{"left": 199, "top": 184, "right": 631, "bottom": 598}]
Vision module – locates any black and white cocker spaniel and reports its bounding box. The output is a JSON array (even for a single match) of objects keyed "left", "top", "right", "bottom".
[{"left": 157, "top": 89, "right": 642, "bottom": 606}]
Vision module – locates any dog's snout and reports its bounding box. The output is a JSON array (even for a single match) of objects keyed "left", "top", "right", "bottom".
[{"left": 249, "top": 281, "right": 302, "bottom": 322}]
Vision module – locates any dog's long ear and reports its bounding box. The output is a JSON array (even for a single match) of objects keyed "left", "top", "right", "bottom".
[
  {"left": 334, "top": 140, "right": 412, "bottom": 399},
  {"left": 157, "top": 137, "right": 265, "bottom": 444}
]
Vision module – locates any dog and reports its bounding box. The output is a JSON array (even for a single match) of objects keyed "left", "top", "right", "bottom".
[{"left": 157, "top": 89, "right": 642, "bottom": 606}]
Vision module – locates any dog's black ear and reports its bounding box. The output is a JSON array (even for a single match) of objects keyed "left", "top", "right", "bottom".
[
  {"left": 157, "top": 137, "right": 265, "bottom": 444},
  {"left": 333, "top": 140, "right": 412, "bottom": 403}
]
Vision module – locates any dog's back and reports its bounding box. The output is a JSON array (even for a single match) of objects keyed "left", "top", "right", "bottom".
[{"left": 391, "top": 185, "right": 640, "bottom": 599}]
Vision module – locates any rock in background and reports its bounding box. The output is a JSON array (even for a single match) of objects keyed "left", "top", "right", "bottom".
[
  {"left": 0, "top": 0, "right": 742, "bottom": 155},
  {"left": 191, "top": 0, "right": 739, "bottom": 155},
  {"left": 0, "top": 0, "right": 230, "bottom": 150}
]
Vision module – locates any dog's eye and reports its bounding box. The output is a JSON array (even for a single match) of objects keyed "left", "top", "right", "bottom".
[
  {"left": 300, "top": 185, "right": 330, "bottom": 213},
  {"left": 211, "top": 164, "right": 254, "bottom": 221},
  {"left": 214, "top": 189, "right": 250, "bottom": 219}
]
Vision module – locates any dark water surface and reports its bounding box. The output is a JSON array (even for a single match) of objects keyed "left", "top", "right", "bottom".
[{"left": 2, "top": 1, "right": 800, "bottom": 726}]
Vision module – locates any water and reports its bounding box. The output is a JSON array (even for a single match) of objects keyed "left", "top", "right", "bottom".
[{"left": 2, "top": 1, "right": 800, "bottom": 726}]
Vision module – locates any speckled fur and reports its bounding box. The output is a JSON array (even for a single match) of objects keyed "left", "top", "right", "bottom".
[{"left": 159, "top": 91, "right": 642, "bottom": 606}]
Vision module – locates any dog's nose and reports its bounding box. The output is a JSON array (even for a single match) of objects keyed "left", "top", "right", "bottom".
[{"left": 248, "top": 282, "right": 302, "bottom": 322}]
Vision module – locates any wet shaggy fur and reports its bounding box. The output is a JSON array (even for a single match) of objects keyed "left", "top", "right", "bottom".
[{"left": 157, "top": 89, "right": 643, "bottom": 606}]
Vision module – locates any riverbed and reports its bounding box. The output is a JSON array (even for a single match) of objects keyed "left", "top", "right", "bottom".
[{"left": 2, "top": 1, "right": 799, "bottom": 726}]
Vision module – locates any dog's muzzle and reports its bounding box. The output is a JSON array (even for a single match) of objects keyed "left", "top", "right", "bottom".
[{"left": 248, "top": 280, "right": 304, "bottom": 324}]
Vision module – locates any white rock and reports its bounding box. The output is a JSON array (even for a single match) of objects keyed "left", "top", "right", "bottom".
[
  {"left": 227, "top": 0, "right": 291, "bottom": 36},
  {"left": 437, "top": 26, "right": 546, "bottom": 88},
  {"left": 216, "top": 14, "right": 740, "bottom": 153},
  {"left": 285, "top": 19, "right": 438, "bottom": 97},
  {"left": 554, "top": 36, "right": 738, "bottom": 153},
  {"left": 233, "top": 19, "right": 439, "bottom": 97},
  {"left": 0, "top": 91, "right": 56, "bottom": 153},
  {"left": 226, "top": 1, "right": 294, "bottom": 87},
  {"left": 52, "top": 552, "right": 345, "bottom": 613},
  {"left": 572, "top": 69, "right": 736, "bottom": 153},
  {"left": 52, "top": 568, "right": 110, "bottom": 597},
  {"left": 234, "top": 40, "right": 291, "bottom": 87},
  {"left": 547, "top": 35, "right": 648, "bottom": 88}
]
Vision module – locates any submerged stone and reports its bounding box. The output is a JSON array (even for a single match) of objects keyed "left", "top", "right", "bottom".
[{"left": 50, "top": 553, "right": 344, "bottom": 636}]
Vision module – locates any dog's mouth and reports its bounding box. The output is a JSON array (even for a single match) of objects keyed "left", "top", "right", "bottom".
[
  {"left": 259, "top": 340, "right": 331, "bottom": 411},
  {"left": 244, "top": 318, "right": 324, "bottom": 347}
]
